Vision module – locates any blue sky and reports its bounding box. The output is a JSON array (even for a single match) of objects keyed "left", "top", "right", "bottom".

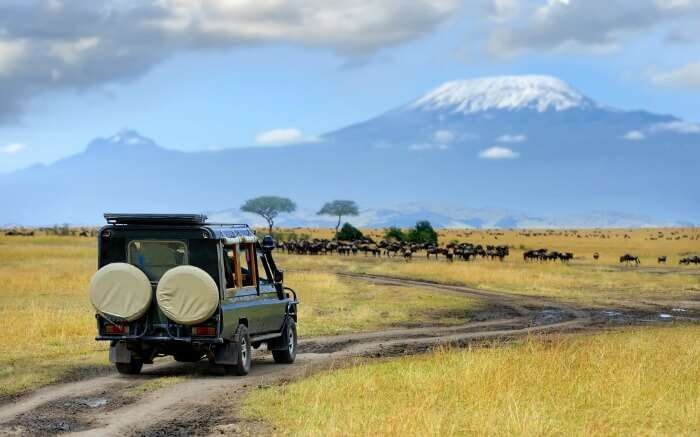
[{"left": 1, "top": 0, "right": 699, "bottom": 173}]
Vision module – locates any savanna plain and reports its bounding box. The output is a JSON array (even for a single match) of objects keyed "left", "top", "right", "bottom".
[{"left": 1, "top": 227, "right": 700, "bottom": 436}]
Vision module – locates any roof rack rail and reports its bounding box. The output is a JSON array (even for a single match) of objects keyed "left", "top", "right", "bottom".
[
  {"left": 204, "top": 223, "right": 252, "bottom": 228},
  {"left": 104, "top": 213, "right": 208, "bottom": 225}
]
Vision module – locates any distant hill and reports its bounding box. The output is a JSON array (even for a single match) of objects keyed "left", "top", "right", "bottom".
[{"left": 1, "top": 75, "right": 698, "bottom": 227}]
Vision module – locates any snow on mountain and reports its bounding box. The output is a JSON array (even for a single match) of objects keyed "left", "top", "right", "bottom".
[{"left": 409, "top": 75, "right": 595, "bottom": 113}]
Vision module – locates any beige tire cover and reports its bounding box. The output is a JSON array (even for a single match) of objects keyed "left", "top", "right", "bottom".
[
  {"left": 90, "top": 263, "right": 152, "bottom": 322},
  {"left": 156, "top": 265, "right": 219, "bottom": 325}
]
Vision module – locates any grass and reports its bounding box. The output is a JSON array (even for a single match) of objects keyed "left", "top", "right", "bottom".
[
  {"left": 274, "top": 227, "right": 700, "bottom": 307},
  {"left": 0, "top": 235, "right": 109, "bottom": 398},
  {"left": 0, "top": 234, "right": 479, "bottom": 398},
  {"left": 244, "top": 325, "right": 700, "bottom": 436},
  {"left": 287, "top": 271, "right": 483, "bottom": 337}
]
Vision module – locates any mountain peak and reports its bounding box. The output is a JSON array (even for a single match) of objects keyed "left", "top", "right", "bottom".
[
  {"left": 86, "top": 129, "right": 159, "bottom": 153},
  {"left": 410, "top": 75, "right": 595, "bottom": 114}
]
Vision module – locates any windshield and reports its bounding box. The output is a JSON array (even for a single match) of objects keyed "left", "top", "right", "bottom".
[{"left": 128, "top": 240, "right": 187, "bottom": 281}]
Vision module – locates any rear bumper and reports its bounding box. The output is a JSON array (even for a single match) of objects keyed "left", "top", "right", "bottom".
[{"left": 96, "top": 335, "right": 224, "bottom": 344}]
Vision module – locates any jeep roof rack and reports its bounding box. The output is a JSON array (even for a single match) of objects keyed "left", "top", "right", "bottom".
[{"left": 104, "top": 213, "right": 208, "bottom": 225}]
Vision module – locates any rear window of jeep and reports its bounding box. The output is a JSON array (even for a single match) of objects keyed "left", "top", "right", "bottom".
[{"left": 128, "top": 240, "right": 187, "bottom": 280}]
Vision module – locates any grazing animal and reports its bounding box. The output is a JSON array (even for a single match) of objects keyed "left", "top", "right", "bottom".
[
  {"left": 679, "top": 256, "right": 700, "bottom": 265},
  {"left": 403, "top": 249, "right": 413, "bottom": 261},
  {"left": 593, "top": 252, "right": 600, "bottom": 261},
  {"left": 657, "top": 256, "right": 667, "bottom": 264},
  {"left": 619, "top": 254, "right": 640, "bottom": 265}
]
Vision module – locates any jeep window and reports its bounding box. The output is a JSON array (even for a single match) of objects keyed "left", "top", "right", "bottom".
[
  {"left": 128, "top": 240, "right": 187, "bottom": 281},
  {"left": 238, "top": 244, "right": 257, "bottom": 287}
]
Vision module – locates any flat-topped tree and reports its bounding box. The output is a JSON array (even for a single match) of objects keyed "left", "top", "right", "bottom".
[
  {"left": 317, "top": 200, "right": 359, "bottom": 239},
  {"left": 241, "top": 196, "right": 296, "bottom": 235}
]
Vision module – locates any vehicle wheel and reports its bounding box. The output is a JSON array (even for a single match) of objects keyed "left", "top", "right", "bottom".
[
  {"left": 272, "top": 318, "right": 297, "bottom": 364},
  {"left": 174, "top": 350, "right": 204, "bottom": 363},
  {"left": 115, "top": 359, "right": 143, "bottom": 375},
  {"left": 226, "top": 324, "right": 252, "bottom": 376}
]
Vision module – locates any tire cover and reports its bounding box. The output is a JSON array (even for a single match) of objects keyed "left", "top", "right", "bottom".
[
  {"left": 90, "top": 263, "right": 152, "bottom": 322},
  {"left": 156, "top": 265, "right": 219, "bottom": 325}
]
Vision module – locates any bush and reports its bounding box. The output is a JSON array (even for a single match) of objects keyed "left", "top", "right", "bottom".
[
  {"left": 337, "top": 223, "right": 363, "bottom": 241},
  {"left": 407, "top": 221, "right": 438, "bottom": 245},
  {"left": 384, "top": 227, "right": 406, "bottom": 242}
]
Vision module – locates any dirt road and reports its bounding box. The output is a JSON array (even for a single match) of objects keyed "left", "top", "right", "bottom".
[{"left": 0, "top": 273, "right": 693, "bottom": 436}]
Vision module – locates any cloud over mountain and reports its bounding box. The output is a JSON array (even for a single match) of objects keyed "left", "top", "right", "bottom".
[{"left": 0, "top": 0, "right": 459, "bottom": 124}]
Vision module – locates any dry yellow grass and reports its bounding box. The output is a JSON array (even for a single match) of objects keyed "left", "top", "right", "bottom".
[
  {"left": 0, "top": 235, "right": 108, "bottom": 398},
  {"left": 274, "top": 226, "right": 700, "bottom": 307},
  {"left": 244, "top": 325, "right": 700, "bottom": 436},
  {"left": 288, "top": 271, "right": 483, "bottom": 337},
  {"left": 271, "top": 227, "right": 700, "bottom": 265},
  {"left": 0, "top": 234, "right": 479, "bottom": 397}
]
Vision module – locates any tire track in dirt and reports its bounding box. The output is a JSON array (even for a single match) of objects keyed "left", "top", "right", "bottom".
[{"left": 0, "top": 273, "right": 599, "bottom": 436}]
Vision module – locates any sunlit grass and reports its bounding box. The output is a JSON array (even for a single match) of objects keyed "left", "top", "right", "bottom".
[
  {"left": 286, "top": 271, "right": 482, "bottom": 337},
  {"left": 244, "top": 325, "right": 700, "bottom": 436},
  {"left": 0, "top": 234, "right": 479, "bottom": 397},
  {"left": 0, "top": 235, "right": 107, "bottom": 398}
]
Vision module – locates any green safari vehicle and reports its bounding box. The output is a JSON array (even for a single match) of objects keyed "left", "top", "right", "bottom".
[{"left": 90, "top": 213, "right": 298, "bottom": 375}]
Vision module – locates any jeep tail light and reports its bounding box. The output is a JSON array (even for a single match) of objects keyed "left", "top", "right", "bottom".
[
  {"left": 105, "top": 324, "right": 129, "bottom": 335},
  {"left": 192, "top": 326, "right": 216, "bottom": 336}
]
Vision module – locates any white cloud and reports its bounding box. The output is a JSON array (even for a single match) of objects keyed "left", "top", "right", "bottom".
[
  {"left": 650, "top": 121, "right": 700, "bottom": 134},
  {"left": 1, "top": 143, "right": 25, "bottom": 154},
  {"left": 255, "top": 128, "right": 320, "bottom": 146},
  {"left": 0, "top": 1, "right": 461, "bottom": 124},
  {"left": 433, "top": 129, "right": 456, "bottom": 143},
  {"left": 622, "top": 130, "right": 646, "bottom": 140},
  {"left": 0, "top": 39, "right": 27, "bottom": 77},
  {"left": 479, "top": 146, "right": 519, "bottom": 159},
  {"left": 49, "top": 37, "right": 100, "bottom": 64},
  {"left": 496, "top": 133, "right": 526, "bottom": 143},
  {"left": 482, "top": 0, "right": 520, "bottom": 21},
  {"left": 649, "top": 61, "right": 700, "bottom": 89},
  {"left": 409, "top": 143, "right": 449, "bottom": 151},
  {"left": 487, "top": 0, "right": 700, "bottom": 57}
]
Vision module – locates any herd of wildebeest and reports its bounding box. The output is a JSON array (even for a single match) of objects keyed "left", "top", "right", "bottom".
[
  {"left": 3, "top": 227, "right": 700, "bottom": 265},
  {"left": 277, "top": 238, "right": 700, "bottom": 265}
]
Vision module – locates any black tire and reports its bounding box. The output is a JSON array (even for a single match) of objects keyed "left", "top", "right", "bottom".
[
  {"left": 115, "top": 359, "right": 143, "bottom": 375},
  {"left": 173, "top": 350, "right": 204, "bottom": 363},
  {"left": 272, "top": 318, "right": 297, "bottom": 364},
  {"left": 226, "top": 324, "right": 252, "bottom": 376}
]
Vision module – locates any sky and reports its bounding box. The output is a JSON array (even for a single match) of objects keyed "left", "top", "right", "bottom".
[{"left": 0, "top": 0, "right": 699, "bottom": 173}]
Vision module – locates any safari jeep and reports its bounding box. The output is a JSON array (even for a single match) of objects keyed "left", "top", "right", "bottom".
[{"left": 90, "top": 213, "right": 298, "bottom": 376}]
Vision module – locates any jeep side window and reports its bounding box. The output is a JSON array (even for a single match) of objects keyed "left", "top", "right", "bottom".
[
  {"left": 238, "top": 243, "right": 257, "bottom": 287},
  {"left": 223, "top": 249, "right": 235, "bottom": 288}
]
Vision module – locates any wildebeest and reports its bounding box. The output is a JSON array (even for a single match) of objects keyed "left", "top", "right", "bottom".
[
  {"left": 593, "top": 252, "right": 600, "bottom": 261},
  {"left": 619, "top": 254, "right": 640, "bottom": 264},
  {"left": 403, "top": 249, "right": 413, "bottom": 261},
  {"left": 679, "top": 256, "right": 700, "bottom": 265},
  {"left": 657, "top": 256, "right": 667, "bottom": 264}
]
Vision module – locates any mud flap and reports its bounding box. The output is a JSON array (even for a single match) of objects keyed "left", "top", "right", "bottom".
[
  {"left": 109, "top": 341, "right": 133, "bottom": 364},
  {"left": 213, "top": 341, "right": 240, "bottom": 365},
  {"left": 268, "top": 319, "right": 291, "bottom": 351}
]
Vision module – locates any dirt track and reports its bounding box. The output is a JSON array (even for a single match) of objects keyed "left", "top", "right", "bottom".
[{"left": 1, "top": 273, "right": 695, "bottom": 437}]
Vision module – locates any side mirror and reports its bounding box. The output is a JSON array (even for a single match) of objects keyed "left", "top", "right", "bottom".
[{"left": 262, "top": 235, "right": 275, "bottom": 251}]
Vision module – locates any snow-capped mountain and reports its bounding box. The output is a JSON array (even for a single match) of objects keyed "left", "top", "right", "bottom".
[
  {"left": 1, "top": 75, "right": 698, "bottom": 227},
  {"left": 410, "top": 75, "right": 595, "bottom": 113}
]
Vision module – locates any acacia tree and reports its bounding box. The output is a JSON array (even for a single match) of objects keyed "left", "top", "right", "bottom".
[
  {"left": 317, "top": 200, "right": 359, "bottom": 239},
  {"left": 241, "top": 196, "right": 296, "bottom": 235}
]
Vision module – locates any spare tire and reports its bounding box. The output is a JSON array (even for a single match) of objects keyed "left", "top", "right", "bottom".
[
  {"left": 90, "top": 263, "right": 152, "bottom": 322},
  {"left": 156, "top": 265, "right": 219, "bottom": 325}
]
